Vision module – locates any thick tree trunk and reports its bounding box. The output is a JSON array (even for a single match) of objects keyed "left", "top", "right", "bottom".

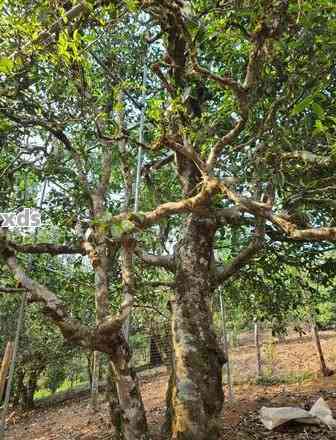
[{"left": 167, "top": 215, "right": 226, "bottom": 440}]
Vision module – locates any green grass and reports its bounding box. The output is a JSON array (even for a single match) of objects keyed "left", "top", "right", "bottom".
[
  {"left": 34, "top": 388, "right": 52, "bottom": 399},
  {"left": 34, "top": 378, "right": 87, "bottom": 400},
  {"left": 255, "top": 370, "right": 314, "bottom": 386}
]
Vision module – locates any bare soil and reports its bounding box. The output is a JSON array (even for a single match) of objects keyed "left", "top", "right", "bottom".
[{"left": 4, "top": 330, "right": 336, "bottom": 439}]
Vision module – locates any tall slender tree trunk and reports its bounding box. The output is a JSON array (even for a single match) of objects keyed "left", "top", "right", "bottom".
[
  {"left": 92, "top": 229, "right": 149, "bottom": 440},
  {"left": 254, "top": 320, "right": 262, "bottom": 378},
  {"left": 109, "top": 332, "right": 149, "bottom": 440},
  {"left": 113, "top": 238, "right": 149, "bottom": 440},
  {"left": 166, "top": 215, "right": 226, "bottom": 440}
]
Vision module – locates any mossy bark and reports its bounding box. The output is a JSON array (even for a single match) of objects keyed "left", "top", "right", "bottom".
[
  {"left": 93, "top": 236, "right": 149, "bottom": 440},
  {"left": 166, "top": 215, "right": 226, "bottom": 440},
  {"left": 106, "top": 363, "right": 123, "bottom": 439},
  {"left": 109, "top": 333, "right": 149, "bottom": 440}
]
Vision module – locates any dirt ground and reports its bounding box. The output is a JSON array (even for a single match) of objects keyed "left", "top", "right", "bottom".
[{"left": 4, "top": 331, "right": 336, "bottom": 440}]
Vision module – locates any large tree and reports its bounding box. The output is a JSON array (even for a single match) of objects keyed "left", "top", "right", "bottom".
[{"left": 1, "top": 1, "right": 336, "bottom": 439}]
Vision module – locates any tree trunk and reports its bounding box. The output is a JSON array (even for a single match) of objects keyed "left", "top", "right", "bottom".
[
  {"left": 110, "top": 332, "right": 149, "bottom": 440},
  {"left": 311, "top": 322, "right": 333, "bottom": 377},
  {"left": 106, "top": 363, "right": 123, "bottom": 439},
  {"left": 167, "top": 215, "right": 226, "bottom": 440},
  {"left": 92, "top": 234, "right": 149, "bottom": 440},
  {"left": 254, "top": 320, "right": 262, "bottom": 378}
]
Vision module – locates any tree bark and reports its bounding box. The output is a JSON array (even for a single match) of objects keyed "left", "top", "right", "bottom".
[
  {"left": 113, "top": 238, "right": 149, "bottom": 440},
  {"left": 109, "top": 333, "right": 149, "bottom": 440},
  {"left": 167, "top": 215, "right": 226, "bottom": 440},
  {"left": 92, "top": 234, "right": 149, "bottom": 440},
  {"left": 106, "top": 362, "right": 123, "bottom": 439}
]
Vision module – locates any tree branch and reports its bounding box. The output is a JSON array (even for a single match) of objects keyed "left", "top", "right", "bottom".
[
  {"left": 207, "top": 117, "right": 247, "bottom": 172},
  {"left": 214, "top": 220, "right": 265, "bottom": 284},
  {"left": 135, "top": 249, "right": 176, "bottom": 272},
  {"left": 109, "top": 176, "right": 221, "bottom": 233},
  {"left": 141, "top": 154, "right": 174, "bottom": 176},
  {"left": 281, "top": 151, "right": 333, "bottom": 167},
  {"left": 2, "top": 252, "right": 93, "bottom": 347},
  {"left": 8, "top": 241, "right": 85, "bottom": 255},
  {"left": 0, "top": 287, "right": 25, "bottom": 294},
  {"left": 268, "top": 215, "right": 336, "bottom": 242},
  {"left": 191, "top": 48, "right": 247, "bottom": 117}
]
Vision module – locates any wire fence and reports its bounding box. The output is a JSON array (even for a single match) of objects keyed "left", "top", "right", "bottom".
[{"left": 2, "top": 308, "right": 336, "bottom": 412}]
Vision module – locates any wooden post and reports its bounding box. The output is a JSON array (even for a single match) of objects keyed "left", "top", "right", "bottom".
[
  {"left": 254, "top": 320, "right": 262, "bottom": 378},
  {"left": 91, "top": 351, "right": 99, "bottom": 412},
  {"left": 303, "top": 289, "right": 334, "bottom": 378},
  {"left": 311, "top": 321, "right": 333, "bottom": 377},
  {"left": 0, "top": 292, "right": 27, "bottom": 440},
  {"left": 0, "top": 343, "right": 14, "bottom": 402}
]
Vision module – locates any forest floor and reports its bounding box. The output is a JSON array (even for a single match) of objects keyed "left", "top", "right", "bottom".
[{"left": 4, "top": 330, "right": 336, "bottom": 440}]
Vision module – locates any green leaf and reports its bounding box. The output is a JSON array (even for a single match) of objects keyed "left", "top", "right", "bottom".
[
  {"left": 291, "top": 96, "right": 314, "bottom": 115},
  {"left": 125, "top": 0, "right": 139, "bottom": 12},
  {"left": 0, "top": 57, "right": 14, "bottom": 74},
  {"left": 313, "top": 119, "right": 327, "bottom": 136},
  {"left": 312, "top": 102, "right": 325, "bottom": 120}
]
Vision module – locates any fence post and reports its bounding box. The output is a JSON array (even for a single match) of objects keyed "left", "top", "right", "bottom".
[
  {"left": 254, "top": 320, "right": 262, "bottom": 378},
  {"left": 0, "top": 292, "right": 27, "bottom": 440},
  {"left": 91, "top": 351, "right": 100, "bottom": 412}
]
